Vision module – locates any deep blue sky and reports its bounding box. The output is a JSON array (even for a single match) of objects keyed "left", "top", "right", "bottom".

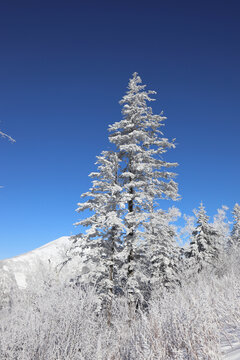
[{"left": 0, "top": 0, "right": 239, "bottom": 259}]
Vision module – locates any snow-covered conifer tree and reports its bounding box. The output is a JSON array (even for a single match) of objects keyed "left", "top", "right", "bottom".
[
  {"left": 144, "top": 206, "right": 181, "bottom": 291},
  {"left": 74, "top": 73, "right": 179, "bottom": 309},
  {"left": 231, "top": 203, "right": 240, "bottom": 246},
  {"left": 74, "top": 150, "right": 124, "bottom": 310},
  {"left": 212, "top": 205, "right": 230, "bottom": 249},
  {"left": 108, "top": 73, "right": 179, "bottom": 302},
  {"left": 186, "top": 203, "right": 220, "bottom": 272}
]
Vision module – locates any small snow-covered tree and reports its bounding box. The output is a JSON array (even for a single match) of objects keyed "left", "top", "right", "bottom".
[
  {"left": 186, "top": 203, "right": 220, "bottom": 272},
  {"left": 108, "top": 72, "right": 179, "bottom": 303},
  {"left": 74, "top": 150, "right": 124, "bottom": 311},
  {"left": 178, "top": 214, "right": 195, "bottom": 246},
  {"left": 143, "top": 206, "right": 181, "bottom": 291},
  {"left": 231, "top": 203, "right": 240, "bottom": 246},
  {"left": 212, "top": 205, "right": 230, "bottom": 249}
]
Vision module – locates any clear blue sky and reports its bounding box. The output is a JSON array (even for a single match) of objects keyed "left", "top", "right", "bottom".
[{"left": 0, "top": 0, "right": 239, "bottom": 259}]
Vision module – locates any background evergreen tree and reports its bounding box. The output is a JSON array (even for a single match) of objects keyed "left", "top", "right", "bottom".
[
  {"left": 212, "top": 205, "right": 230, "bottom": 250},
  {"left": 144, "top": 207, "right": 181, "bottom": 291},
  {"left": 186, "top": 203, "right": 220, "bottom": 272},
  {"left": 231, "top": 203, "right": 240, "bottom": 246}
]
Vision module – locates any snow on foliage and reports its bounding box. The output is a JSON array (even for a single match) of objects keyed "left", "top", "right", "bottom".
[
  {"left": 0, "top": 129, "right": 15, "bottom": 143},
  {"left": 185, "top": 202, "right": 224, "bottom": 272},
  {"left": 2, "top": 248, "right": 240, "bottom": 359},
  {"left": 1, "top": 73, "right": 239, "bottom": 359},
  {"left": 74, "top": 73, "right": 180, "bottom": 307},
  {"left": 231, "top": 203, "right": 240, "bottom": 246}
]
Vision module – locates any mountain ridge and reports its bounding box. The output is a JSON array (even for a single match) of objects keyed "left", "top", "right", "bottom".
[{"left": 0, "top": 236, "right": 82, "bottom": 289}]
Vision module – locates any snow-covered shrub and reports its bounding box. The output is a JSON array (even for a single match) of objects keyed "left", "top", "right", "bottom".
[{"left": 1, "top": 249, "right": 240, "bottom": 359}]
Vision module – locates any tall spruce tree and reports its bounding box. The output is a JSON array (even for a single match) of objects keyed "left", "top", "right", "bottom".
[
  {"left": 75, "top": 73, "right": 179, "bottom": 307},
  {"left": 108, "top": 72, "right": 179, "bottom": 302}
]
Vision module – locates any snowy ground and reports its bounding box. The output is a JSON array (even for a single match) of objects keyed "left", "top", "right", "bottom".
[
  {"left": 222, "top": 330, "right": 240, "bottom": 359},
  {"left": 1, "top": 238, "right": 240, "bottom": 359},
  {"left": 223, "top": 344, "right": 240, "bottom": 359}
]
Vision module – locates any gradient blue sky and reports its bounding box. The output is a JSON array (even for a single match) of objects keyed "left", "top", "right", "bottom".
[{"left": 0, "top": 0, "right": 239, "bottom": 259}]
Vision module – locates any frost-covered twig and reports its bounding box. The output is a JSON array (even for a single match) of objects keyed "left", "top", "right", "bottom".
[{"left": 0, "top": 130, "right": 15, "bottom": 143}]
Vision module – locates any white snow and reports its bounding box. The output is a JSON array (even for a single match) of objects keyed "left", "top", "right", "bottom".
[
  {"left": 223, "top": 344, "right": 240, "bottom": 359},
  {"left": 221, "top": 328, "right": 240, "bottom": 359},
  {"left": 14, "top": 272, "right": 27, "bottom": 289},
  {"left": 0, "top": 236, "right": 84, "bottom": 289}
]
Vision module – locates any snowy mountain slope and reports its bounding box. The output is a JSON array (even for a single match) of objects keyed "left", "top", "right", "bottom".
[{"left": 0, "top": 236, "right": 84, "bottom": 289}]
